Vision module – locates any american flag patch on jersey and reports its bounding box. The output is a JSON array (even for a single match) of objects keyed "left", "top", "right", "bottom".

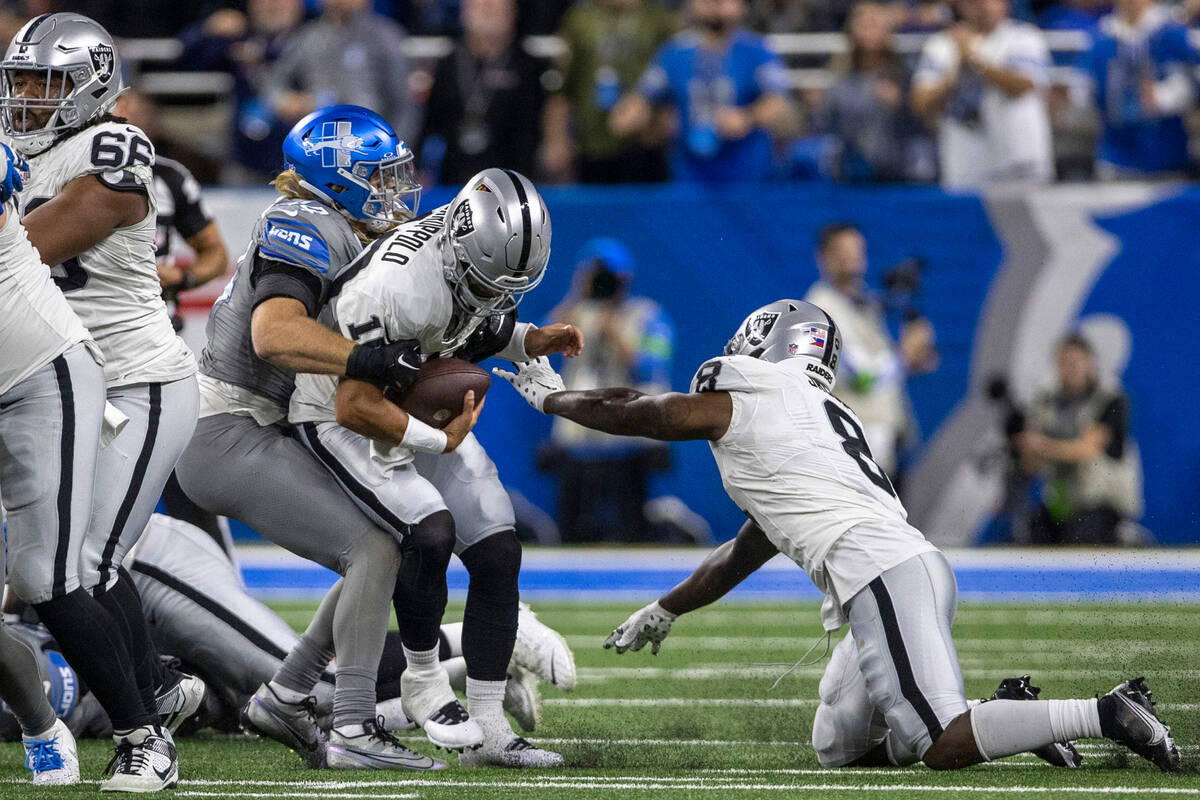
[{"left": 807, "top": 327, "right": 826, "bottom": 348}]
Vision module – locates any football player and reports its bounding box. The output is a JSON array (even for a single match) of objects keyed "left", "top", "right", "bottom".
[
  {"left": 497, "top": 299, "right": 1183, "bottom": 773},
  {"left": 0, "top": 139, "right": 170, "bottom": 789},
  {"left": 0, "top": 12, "right": 206, "bottom": 752},
  {"left": 0, "top": 511, "right": 574, "bottom": 746},
  {"left": 173, "top": 105, "right": 458, "bottom": 770},
  {"left": 286, "top": 167, "right": 582, "bottom": 767}
]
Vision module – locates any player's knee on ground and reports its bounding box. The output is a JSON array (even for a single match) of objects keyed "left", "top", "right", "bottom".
[{"left": 399, "top": 510, "right": 455, "bottom": 594}]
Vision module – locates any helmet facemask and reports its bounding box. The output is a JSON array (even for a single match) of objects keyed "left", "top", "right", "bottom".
[
  {"left": 349, "top": 153, "right": 421, "bottom": 232},
  {"left": 0, "top": 65, "right": 92, "bottom": 154},
  {"left": 444, "top": 237, "right": 543, "bottom": 317}
]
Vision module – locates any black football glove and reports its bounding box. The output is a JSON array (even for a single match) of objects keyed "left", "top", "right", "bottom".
[
  {"left": 453, "top": 310, "right": 517, "bottom": 364},
  {"left": 345, "top": 337, "right": 423, "bottom": 393}
]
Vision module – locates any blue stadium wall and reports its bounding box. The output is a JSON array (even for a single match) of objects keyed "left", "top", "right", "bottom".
[{"left": 201, "top": 182, "right": 1200, "bottom": 546}]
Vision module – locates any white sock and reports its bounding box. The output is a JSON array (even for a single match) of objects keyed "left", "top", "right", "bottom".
[
  {"left": 268, "top": 680, "right": 309, "bottom": 705},
  {"left": 444, "top": 656, "right": 468, "bottom": 691},
  {"left": 402, "top": 645, "right": 441, "bottom": 676},
  {"left": 466, "top": 677, "right": 506, "bottom": 721},
  {"left": 966, "top": 698, "right": 983, "bottom": 710},
  {"left": 441, "top": 623, "right": 463, "bottom": 659},
  {"left": 970, "top": 699, "right": 1101, "bottom": 760}
]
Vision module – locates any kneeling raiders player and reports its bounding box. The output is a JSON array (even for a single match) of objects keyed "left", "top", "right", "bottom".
[{"left": 496, "top": 299, "right": 1183, "bottom": 773}]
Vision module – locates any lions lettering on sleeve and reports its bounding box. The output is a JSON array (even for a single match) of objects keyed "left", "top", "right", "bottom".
[{"left": 258, "top": 216, "right": 333, "bottom": 276}]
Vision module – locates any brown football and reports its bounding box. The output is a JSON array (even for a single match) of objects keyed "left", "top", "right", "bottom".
[{"left": 392, "top": 357, "right": 490, "bottom": 429}]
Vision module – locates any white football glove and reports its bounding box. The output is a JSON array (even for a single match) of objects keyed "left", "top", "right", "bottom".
[
  {"left": 603, "top": 601, "right": 677, "bottom": 655},
  {"left": 492, "top": 356, "right": 566, "bottom": 413}
]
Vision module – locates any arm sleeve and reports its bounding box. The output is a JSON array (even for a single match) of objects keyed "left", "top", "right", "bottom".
[
  {"left": 250, "top": 255, "right": 323, "bottom": 316},
  {"left": 452, "top": 310, "right": 524, "bottom": 363},
  {"left": 170, "top": 165, "right": 213, "bottom": 240},
  {"left": 1097, "top": 395, "right": 1128, "bottom": 459}
]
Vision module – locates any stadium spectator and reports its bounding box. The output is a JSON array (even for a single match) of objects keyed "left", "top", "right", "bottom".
[
  {"left": 1081, "top": 0, "right": 1199, "bottom": 179},
  {"left": 810, "top": 1, "right": 936, "bottom": 182},
  {"left": 1016, "top": 333, "right": 1143, "bottom": 545},
  {"left": 179, "top": 0, "right": 306, "bottom": 184},
  {"left": 262, "top": 0, "right": 417, "bottom": 142},
  {"left": 418, "top": 0, "right": 550, "bottom": 184},
  {"left": 911, "top": 0, "right": 1054, "bottom": 188},
  {"left": 542, "top": 239, "right": 677, "bottom": 542},
  {"left": 804, "top": 223, "right": 938, "bottom": 476},
  {"left": 541, "top": 0, "right": 677, "bottom": 184},
  {"left": 609, "top": 0, "right": 797, "bottom": 182}
]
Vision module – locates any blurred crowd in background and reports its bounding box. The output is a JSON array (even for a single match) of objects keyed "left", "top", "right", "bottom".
[{"left": 4, "top": 0, "right": 1200, "bottom": 187}]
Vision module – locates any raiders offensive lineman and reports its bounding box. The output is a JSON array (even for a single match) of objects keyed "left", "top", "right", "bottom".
[
  {"left": 174, "top": 105, "right": 456, "bottom": 771},
  {"left": 0, "top": 142, "right": 175, "bottom": 790},
  {"left": 0, "top": 12, "right": 205, "bottom": 742},
  {"left": 0, "top": 512, "right": 574, "bottom": 744},
  {"left": 497, "top": 299, "right": 1183, "bottom": 774},
  {"left": 287, "top": 168, "right": 581, "bottom": 767}
]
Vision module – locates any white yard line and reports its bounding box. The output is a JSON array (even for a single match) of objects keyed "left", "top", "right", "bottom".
[
  {"left": 575, "top": 665, "right": 1200, "bottom": 681},
  {"left": 545, "top": 697, "right": 1200, "bottom": 713}
]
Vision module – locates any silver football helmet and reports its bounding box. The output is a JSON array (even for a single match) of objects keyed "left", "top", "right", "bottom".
[
  {"left": 442, "top": 168, "right": 550, "bottom": 317},
  {"left": 724, "top": 299, "right": 843, "bottom": 390},
  {"left": 0, "top": 13, "right": 124, "bottom": 155}
]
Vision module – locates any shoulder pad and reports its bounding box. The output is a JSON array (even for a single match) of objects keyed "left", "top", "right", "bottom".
[
  {"left": 78, "top": 122, "right": 155, "bottom": 176},
  {"left": 691, "top": 355, "right": 764, "bottom": 394},
  {"left": 258, "top": 216, "right": 332, "bottom": 275}
]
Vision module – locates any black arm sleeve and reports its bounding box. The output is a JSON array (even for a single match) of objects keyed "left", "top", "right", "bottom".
[
  {"left": 165, "top": 162, "right": 212, "bottom": 240},
  {"left": 250, "top": 254, "right": 324, "bottom": 318},
  {"left": 1097, "top": 395, "right": 1128, "bottom": 459},
  {"left": 452, "top": 310, "right": 518, "bottom": 363}
]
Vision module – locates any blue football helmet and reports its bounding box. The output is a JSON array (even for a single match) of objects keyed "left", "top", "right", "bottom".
[{"left": 282, "top": 105, "right": 420, "bottom": 232}]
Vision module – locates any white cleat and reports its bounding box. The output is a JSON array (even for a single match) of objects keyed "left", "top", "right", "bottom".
[
  {"left": 458, "top": 714, "right": 563, "bottom": 768},
  {"left": 23, "top": 718, "right": 80, "bottom": 786},
  {"left": 401, "top": 667, "right": 483, "bottom": 752},
  {"left": 504, "top": 666, "right": 542, "bottom": 733},
  {"left": 326, "top": 717, "right": 447, "bottom": 770},
  {"left": 513, "top": 602, "right": 576, "bottom": 692},
  {"left": 375, "top": 697, "right": 417, "bottom": 731},
  {"left": 99, "top": 725, "right": 178, "bottom": 793},
  {"left": 155, "top": 669, "right": 207, "bottom": 734}
]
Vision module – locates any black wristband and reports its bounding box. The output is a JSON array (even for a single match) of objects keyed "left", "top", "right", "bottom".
[{"left": 345, "top": 343, "right": 384, "bottom": 384}]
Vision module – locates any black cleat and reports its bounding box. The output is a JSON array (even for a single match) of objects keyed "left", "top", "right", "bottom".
[
  {"left": 1098, "top": 677, "right": 1182, "bottom": 773},
  {"left": 987, "top": 675, "right": 1082, "bottom": 768}
]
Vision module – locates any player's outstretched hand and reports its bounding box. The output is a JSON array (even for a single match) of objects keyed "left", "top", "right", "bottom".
[
  {"left": 525, "top": 323, "right": 584, "bottom": 358},
  {"left": 442, "top": 390, "right": 485, "bottom": 452},
  {"left": 492, "top": 357, "right": 566, "bottom": 413},
  {"left": 603, "top": 602, "right": 677, "bottom": 655},
  {"left": 0, "top": 142, "right": 27, "bottom": 204}
]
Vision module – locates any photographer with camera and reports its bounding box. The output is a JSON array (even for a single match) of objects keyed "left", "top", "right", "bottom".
[
  {"left": 543, "top": 238, "right": 683, "bottom": 542},
  {"left": 804, "top": 223, "right": 939, "bottom": 478}
]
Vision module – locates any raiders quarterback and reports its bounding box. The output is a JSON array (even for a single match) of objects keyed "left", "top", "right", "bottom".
[
  {"left": 497, "top": 299, "right": 1183, "bottom": 774},
  {"left": 0, "top": 12, "right": 206, "bottom": 761},
  {"left": 175, "top": 104, "right": 459, "bottom": 771},
  {"left": 287, "top": 167, "right": 581, "bottom": 768},
  {"left": 0, "top": 140, "right": 174, "bottom": 789}
]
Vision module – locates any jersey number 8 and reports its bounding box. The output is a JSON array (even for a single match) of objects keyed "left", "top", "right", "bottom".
[{"left": 823, "top": 400, "right": 896, "bottom": 498}]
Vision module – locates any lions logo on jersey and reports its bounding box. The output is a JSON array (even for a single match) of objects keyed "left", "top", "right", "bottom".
[
  {"left": 89, "top": 44, "right": 115, "bottom": 83},
  {"left": 301, "top": 120, "right": 367, "bottom": 168}
]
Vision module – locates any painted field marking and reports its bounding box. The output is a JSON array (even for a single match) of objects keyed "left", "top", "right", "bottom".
[
  {"left": 171, "top": 779, "right": 1200, "bottom": 795},
  {"left": 567, "top": 635, "right": 1178, "bottom": 651},
  {"left": 545, "top": 697, "right": 1200, "bottom": 713},
  {"left": 178, "top": 794, "right": 419, "bottom": 800},
  {"left": 574, "top": 665, "right": 1200, "bottom": 681}
]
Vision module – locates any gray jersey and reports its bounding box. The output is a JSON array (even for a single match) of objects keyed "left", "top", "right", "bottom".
[{"left": 198, "top": 197, "right": 364, "bottom": 414}]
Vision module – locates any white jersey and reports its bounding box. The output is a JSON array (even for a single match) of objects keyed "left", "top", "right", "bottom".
[
  {"left": 17, "top": 122, "right": 195, "bottom": 387},
  {"left": 290, "top": 205, "right": 525, "bottom": 468},
  {"left": 0, "top": 200, "right": 99, "bottom": 394},
  {"left": 913, "top": 19, "right": 1053, "bottom": 188},
  {"left": 693, "top": 354, "right": 936, "bottom": 621}
]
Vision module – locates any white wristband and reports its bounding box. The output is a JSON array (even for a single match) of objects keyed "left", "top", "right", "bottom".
[
  {"left": 400, "top": 415, "right": 448, "bottom": 454},
  {"left": 651, "top": 601, "right": 678, "bottom": 621}
]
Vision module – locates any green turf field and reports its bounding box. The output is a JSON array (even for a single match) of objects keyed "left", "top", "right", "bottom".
[{"left": 2, "top": 600, "right": 1197, "bottom": 799}]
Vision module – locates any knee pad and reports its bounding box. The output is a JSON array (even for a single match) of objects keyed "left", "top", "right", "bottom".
[{"left": 399, "top": 511, "right": 455, "bottom": 593}]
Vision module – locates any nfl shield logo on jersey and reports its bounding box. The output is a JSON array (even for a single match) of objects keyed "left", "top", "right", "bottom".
[
  {"left": 302, "top": 121, "right": 368, "bottom": 168},
  {"left": 89, "top": 44, "right": 115, "bottom": 83}
]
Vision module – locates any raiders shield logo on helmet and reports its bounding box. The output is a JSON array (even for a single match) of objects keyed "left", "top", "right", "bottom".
[
  {"left": 89, "top": 44, "right": 114, "bottom": 83},
  {"left": 452, "top": 201, "right": 474, "bottom": 237},
  {"left": 744, "top": 311, "right": 780, "bottom": 346}
]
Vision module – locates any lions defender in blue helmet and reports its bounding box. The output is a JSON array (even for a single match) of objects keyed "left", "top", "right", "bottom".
[{"left": 174, "top": 105, "right": 469, "bottom": 770}]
